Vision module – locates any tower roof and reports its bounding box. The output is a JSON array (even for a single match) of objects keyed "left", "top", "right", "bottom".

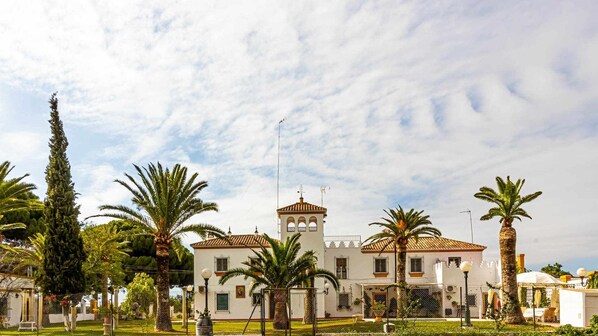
[
  {"left": 277, "top": 196, "right": 327, "bottom": 215},
  {"left": 361, "top": 236, "right": 486, "bottom": 253},
  {"left": 191, "top": 234, "right": 277, "bottom": 249}
]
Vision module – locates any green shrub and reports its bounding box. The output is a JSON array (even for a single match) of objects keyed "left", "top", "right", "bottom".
[
  {"left": 588, "top": 314, "right": 598, "bottom": 334},
  {"left": 555, "top": 324, "right": 583, "bottom": 336}
]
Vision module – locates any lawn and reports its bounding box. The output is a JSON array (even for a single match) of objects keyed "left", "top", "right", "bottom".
[{"left": 0, "top": 319, "right": 556, "bottom": 335}]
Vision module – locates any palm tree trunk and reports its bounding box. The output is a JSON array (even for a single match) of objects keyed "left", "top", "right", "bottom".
[
  {"left": 62, "top": 304, "right": 71, "bottom": 331},
  {"left": 499, "top": 225, "right": 525, "bottom": 324},
  {"left": 102, "top": 273, "right": 109, "bottom": 335},
  {"left": 397, "top": 243, "right": 407, "bottom": 317},
  {"left": 303, "top": 285, "right": 314, "bottom": 324},
  {"left": 273, "top": 288, "right": 288, "bottom": 330},
  {"left": 42, "top": 296, "right": 50, "bottom": 326},
  {"left": 155, "top": 243, "right": 173, "bottom": 331}
]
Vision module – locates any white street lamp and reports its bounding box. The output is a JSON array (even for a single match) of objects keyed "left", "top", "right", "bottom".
[
  {"left": 198, "top": 268, "right": 213, "bottom": 336},
  {"left": 577, "top": 267, "right": 588, "bottom": 287}
]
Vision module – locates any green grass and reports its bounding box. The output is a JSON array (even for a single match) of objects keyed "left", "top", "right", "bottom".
[{"left": 0, "top": 319, "right": 556, "bottom": 335}]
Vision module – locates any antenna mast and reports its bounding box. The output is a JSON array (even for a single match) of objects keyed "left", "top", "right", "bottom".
[
  {"left": 276, "top": 118, "right": 285, "bottom": 236},
  {"left": 460, "top": 209, "right": 474, "bottom": 243}
]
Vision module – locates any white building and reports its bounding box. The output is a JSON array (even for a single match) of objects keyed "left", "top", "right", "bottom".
[
  {"left": 192, "top": 196, "right": 500, "bottom": 320},
  {"left": 0, "top": 273, "right": 35, "bottom": 327}
]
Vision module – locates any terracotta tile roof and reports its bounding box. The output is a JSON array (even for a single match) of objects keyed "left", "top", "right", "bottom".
[
  {"left": 277, "top": 197, "right": 327, "bottom": 214},
  {"left": 191, "top": 234, "right": 277, "bottom": 249},
  {"left": 361, "top": 237, "right": 486, "bottom": 253}
]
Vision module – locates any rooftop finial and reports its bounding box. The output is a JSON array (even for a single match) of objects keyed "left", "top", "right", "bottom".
[
  {"left": 227, "top": 227, "right": 232, "bottom": 236},
  {"left": 254, "top": 226, "right": 259, "bottom": 235},
  {"left": 298, "top": 184, "right": 304, "bottom": 203}
]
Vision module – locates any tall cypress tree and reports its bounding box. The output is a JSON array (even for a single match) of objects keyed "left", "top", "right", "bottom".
[{"left": 40, "top": 93, "right": 86, "bottom": 298}]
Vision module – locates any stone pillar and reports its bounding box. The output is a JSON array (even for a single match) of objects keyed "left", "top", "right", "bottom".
[
  {"left": 37, "top": 293, "right": 43, "bottom": 329},
  {"left": 71, "top": 305, "right": 77, "bottom": 331},
  {"left": 114, "top": 288, "right": 119, "bottom": 329},
  {"left": 90, "top": 299, "right": 98, "bottom": 320},
  {"left": 182, "top": 288, "right": 187, "bottom": 327}
]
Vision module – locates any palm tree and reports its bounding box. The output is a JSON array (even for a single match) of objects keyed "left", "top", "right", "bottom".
[
  {"left": 365, "top": 206, "right": 441, "bottom": 317},
  {"left": 475, "top": 176, "right": 542, "bottom": 324},
  {"left": 0, "top": 232, "right": 45, "bottom": 273},
  {"left": 81, "top": 224, "right": 129, "bottom": 324},
  {"left": 219, "top": 233, "right": 339, "bottom": 329},
  {"left": 89, "top": 162, "right": 223, "bottom": 331},
  {"left": 0, "top": 161, "right": 40, "bottom": 234}
]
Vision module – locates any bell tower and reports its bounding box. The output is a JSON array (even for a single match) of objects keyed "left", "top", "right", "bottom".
[{"left": 277, "top": 194, "right": 327, "bottom": 267}]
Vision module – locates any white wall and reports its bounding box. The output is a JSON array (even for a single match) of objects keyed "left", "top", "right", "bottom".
[
  {"left": 193, "top": 245, "right": 327, "bottom": 320},
  {"left": 4, "top": 294, "right": 22, "bottom": 327},
  {"left": 560, "top": 289, "right": 585, "bottom": 327},
  {"left": 192, "top": 236, "right": 498, "bottom": 320},
  {"left": 323, "top": 241, "right": 496, "bottom": 318},
  {"left": 48, "top": 313, "right": 95, "bottom": 324},
  {"left": 560, "top": 289, "right": 598, "bottom": 328}
]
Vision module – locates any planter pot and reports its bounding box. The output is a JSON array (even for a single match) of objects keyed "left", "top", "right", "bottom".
[
  {"left": 196, "top": 316, "right": 213, "bottom": 336},
  {"left": 372, "top": 310, "right": 385, "bottom": 322},
  {"left": 383, "top": 323, "right": 395, "bottom": 333}
]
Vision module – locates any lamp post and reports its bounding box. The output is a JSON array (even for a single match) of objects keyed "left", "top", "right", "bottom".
[
  {"left": 577, "top": 267, "right": 588, "bottom": 287},
  {"left": 197, "top": 268, "right": 213, "bottom": 336},
  {"left": 487, "top": 288, "right": 494, "bottom": 317},
  {"left": 34, "top": 286, "right": 40, "bottom": 336},
  {"left": 460, "top": 261, "right": 473, "bottom": 328},
  {"left": 186, "top": 285, "right": 193, "bottom": 336}
]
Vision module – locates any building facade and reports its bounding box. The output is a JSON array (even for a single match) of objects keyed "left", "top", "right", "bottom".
[{"left": 192, "top": 197, "right": 500, "bottom": 320}]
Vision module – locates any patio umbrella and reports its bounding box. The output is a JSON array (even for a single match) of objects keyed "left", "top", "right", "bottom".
[
  {"left": 516, "top": 272, "right": 566, "bottom": 288},
  {"left": 496, "top": 271, "right": 566, "bottom": 288}
]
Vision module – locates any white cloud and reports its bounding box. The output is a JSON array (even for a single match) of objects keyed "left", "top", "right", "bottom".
[{"left": 0, "top": 0, "right": 597, "bottom": 268}]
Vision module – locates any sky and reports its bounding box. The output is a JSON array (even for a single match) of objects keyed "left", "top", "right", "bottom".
[{"left": 0, "top": 1, "right": 597, "bottom": 273}]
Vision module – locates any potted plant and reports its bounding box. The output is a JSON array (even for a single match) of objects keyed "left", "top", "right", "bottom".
[
  {"left": 371, "top": 301, "right": 386, "bottom": 322},
  {"left": 196, "top": 310, "right": 213, "bottom": 336}
]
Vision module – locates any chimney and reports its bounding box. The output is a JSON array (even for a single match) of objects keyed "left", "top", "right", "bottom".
[{"left": 517, "top": 254, "right": 525, "bottom": 272}]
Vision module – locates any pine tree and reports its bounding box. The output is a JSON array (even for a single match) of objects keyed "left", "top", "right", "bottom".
[{"left": 40, "top": 93, "right": 86, "bottom": 299}]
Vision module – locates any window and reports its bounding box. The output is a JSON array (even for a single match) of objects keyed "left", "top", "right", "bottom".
[
  {"left": 252, "top": 293, "right": 262, "bottom": 306},
  {"left": 0, "top": 297, "right": 8, "bottom": 316},
  {"left": 336, "top": 258, "right": 348, "bottom": 279},
  {"left": 308, "top": 216, "right": 318, "bottom": 231},
  {"left": 287, "top": 217, "right": 295, "bottom": 232},
  {"left": 216, "top": 293, "right": 229, "bottom": 311},
  {"left": 410, "top": 258, "right": 423, "bottom": 273},
  {"left": 466, "top": 294, "right": 477, "bottom": 306},
  {"left": 216, "top": 257, "right": 229, "bottom": 272},
  {"left": 374, "top": 258, "right": 387, "bottom": 273},
  {"left": 297, "top": 222, "right": 306, "bottom": 232},
  {"left": 448, "top": 257, "right": 461, "bottom": 267},
  {"left": 338, "top": 293, "right": 350, "bottom": 308}
]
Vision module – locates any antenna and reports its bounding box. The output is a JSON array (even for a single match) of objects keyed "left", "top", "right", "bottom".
[
  {"left": 460, "top": 209, "right": 474, "bottom": 243},
  {"left": 277, "top": 118, "right": 285, "bottom": 210},
  {"left": 320, "top": 185, "right": 330, "bottom": 206},
  {"left": 276, "top": 118, "right": 285, "bottom": 237}
]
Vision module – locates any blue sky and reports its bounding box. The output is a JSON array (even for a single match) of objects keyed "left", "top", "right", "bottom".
[{"left": 1, "top": 1, "right": 597, "bottom": 273}]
